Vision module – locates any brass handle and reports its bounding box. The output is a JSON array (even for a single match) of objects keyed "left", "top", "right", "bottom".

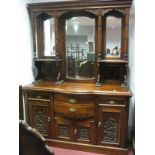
[
  {"left": 109, "top": 100, "right": 115, "bottom": 104},
  {"left": 47, "top": 117, "right": 51, "bottom": 122},
  {"left": 69, "top": 98, "right": 77, "bottom": 103},
  {"left": 98, "top": 122, "right": 102, "bottom": 127},
  {"left": 69, "top": 107, "right": 76, "bottom": 112},
  {"left": 74, "top": 129, "right": 77, "bottom": 134},
  {"left": 36, "top": 95, "right": 42, "bottom": 99}
]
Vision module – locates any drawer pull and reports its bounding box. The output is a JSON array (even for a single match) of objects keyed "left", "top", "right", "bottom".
[
  {"left": 47, "top": 117, "right": 51, "bottom": 122},
  {"left": 98, "top": 121, "right": 102, "bottom": 127},
  {"left": 69, "top": 98, "right": 77, "bottom": 103},
  {"left": 69, "top": 107, "right": 76, "bottom": 112},
  {"left": 109, "top": 100, "right": 115, "bottom": 104},
  {"left": 74, "top": 129, "right": 77, "bottom": 134},
  {"left": 36, "top": 95, "right": 42, "bottom": 99}
]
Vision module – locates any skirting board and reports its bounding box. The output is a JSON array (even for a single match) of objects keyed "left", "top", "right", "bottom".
[{"left": 47, "top": 139, "right": 128, "bottom": 155}]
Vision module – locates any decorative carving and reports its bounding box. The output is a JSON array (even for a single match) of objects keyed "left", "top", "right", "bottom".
[
  {"left": 85, "top": 8, "right": 129, "bottom": 16},
  {"left": 97, "top": 53, "right": 102, "bottom": 60},
  {"left": 96, "top": 73, "right": 102, "bottom": 87},
  {"left": 31, "top": 10, "right": 69, "bottom": 18},
  {"left": 121, "top": 64, "right": 128, "bottom": 87},
  {"left": 59, "top": 125, "right": 68, "bottom": 137},
  {"left": 85, "top": 9, "right": 102, "bottom": 16},
  {"left": 31, "top": 12, "right": 43, "bottom": 18},
  {"left": 124, "top": 53, "right": 128, "bottom": 61},
  {"left": 103, "top": 117, "right": 118, "bottom": 143},
  {"left": 102, "top": 8, "right": 128, "bottom": 16},
  {"left": 34, "top": 111, "right": 47, "bottom": 135},
  {"left": 32, "top": 59, "right": 38, "bottom": 80},
  {"left": 45, "top": 10, "right": 69, "bottom": 17},
  {"left": 55, "top": 112, "right": 94, "bottom": 121},
  {"left": 79, "top": 128, "right": 89, "bottom": 140},
  {"left": 101, "top": 9, "right": 112, "bottom": 16}
]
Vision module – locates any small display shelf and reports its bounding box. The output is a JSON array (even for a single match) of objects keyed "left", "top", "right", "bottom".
[
  {"left": 34, "top": 58, "right": 62, "bottom": 62},
  {"left": 97, "top": 59, "right": 128, "bottom": 64}
]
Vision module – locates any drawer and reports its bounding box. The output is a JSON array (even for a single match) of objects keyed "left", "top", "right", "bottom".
[
  {"left": 27, "top": 92, "right": 51, "bottom": 101},
  {"left": 54, "top": 102, "right": 95, "bottom": 121},
  {"left": 103, "top": 99, "right": 125, "bottom": 105},
  {"left": 54, "top": 93, "right": 94, "bottom": 104},
  {"left": 54, "top": 102, "right": 94, "bottom": 114},
  {"left": 97, "top": 97, "right": 126, "bottom": 107}
]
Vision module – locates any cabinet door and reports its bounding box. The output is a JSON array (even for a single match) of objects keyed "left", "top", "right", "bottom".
[
  {"left": 74, "top": 120, "right": 96, "bottom": 144},
  {"left": 28, "top": 99, "right": 51, "bottom": 138},
  {"left": 98, "top": 104, "right": 126, "bottom": 147},
  {"left": 53, "top": 116, "right": 73, "bottom": 141}
]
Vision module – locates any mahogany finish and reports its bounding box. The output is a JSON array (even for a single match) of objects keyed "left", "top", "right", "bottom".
[
  {"left": 23, "top": 81, "right": 131, "bottom": 154},
  {"left": 23, "top": 1, "right": 133, "bottom": 155}
]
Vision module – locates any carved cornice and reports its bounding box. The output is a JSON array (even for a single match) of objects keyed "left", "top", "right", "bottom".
[{"left": 27, "top": 0, "right": 132, "bottom": 13}]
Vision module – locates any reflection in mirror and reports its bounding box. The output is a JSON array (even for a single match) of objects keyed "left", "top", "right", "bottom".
[
  {"left": 66, "top": 17, "right": 95, "bottom": 80},
  {"left": 43, "top": 18, "right": 56, "bottom": 56},
  {"left": 105, "top": 16, "right": 121, "bottom": 58}
]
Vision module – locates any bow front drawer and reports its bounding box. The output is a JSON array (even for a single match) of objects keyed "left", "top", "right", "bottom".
[
  {"left": 54, "top": 93, "right": 94, "bottom": 104},
  {"left": 54, "top": 102, "right": 95, "bottom": 120},
  {"left": 54, "top": 102, "right": 94, "bottom": 114},
  {"left": 54, "top": 93, "right": 95, "bottom": 121}
]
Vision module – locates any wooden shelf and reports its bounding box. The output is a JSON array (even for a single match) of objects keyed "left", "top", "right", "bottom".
[
  {"left": 97, "top": 59, "right": 128, "bottom": 64},
  {"left": 34, "top": 58, "right": 62, "bottom": 62}
]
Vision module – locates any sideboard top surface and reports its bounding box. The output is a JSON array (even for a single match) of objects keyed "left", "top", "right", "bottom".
[{"left": 23, "top": 80, "right": 132, "bottom": 96}]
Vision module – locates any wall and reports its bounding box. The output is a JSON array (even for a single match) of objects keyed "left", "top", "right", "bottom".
[
  {"left": 0, "top": 0, "right": 34, "bottom": 154},
  {"left": 128, "top": 0, "right": 135, "bottom": 138}
]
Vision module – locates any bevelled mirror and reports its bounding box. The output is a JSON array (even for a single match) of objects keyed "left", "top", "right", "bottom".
[
  {"left": 66, "top": 16, "right": 95, "bottom": 80},
  {"left": 105, "top": 16, "right": 122, "bottom": 58},
  {"left": 43, "top": 18, "right": 56, "bottom": 57}
]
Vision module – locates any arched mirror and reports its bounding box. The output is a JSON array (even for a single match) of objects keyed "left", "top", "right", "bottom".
[
  {"left": 65, "top": 16, "right": 95, "bottom": 80},
  {"left": 43, "top": 18, "right": 56, "bottom": 57},
  {"left": 105, "top": 15, "right": 122, "bottom": 58}
]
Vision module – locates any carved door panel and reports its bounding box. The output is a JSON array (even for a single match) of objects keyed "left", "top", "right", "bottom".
[
  {"left": 28, "top": 99, "right": 51, "bottom": 138},
  {"left": 74, "top": 120, "right": 96, "bottom": 144},
  {"left": 53, "top": 116, "right": 73, "bottom": 141},
  {"left": 98, "top": 105, "right": 125, "bottom": 147}
]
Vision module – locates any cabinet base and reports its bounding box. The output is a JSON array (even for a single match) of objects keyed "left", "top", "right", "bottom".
[{"left": 46, "top": 139, "right": 128, "bottom": 155}]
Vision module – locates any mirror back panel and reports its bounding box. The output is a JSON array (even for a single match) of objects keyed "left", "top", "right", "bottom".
[
  {"left": 43, "top": 18, "right": 56, "bottom": 57},
  {"left": 105, "top": 16, "right": 122, "bottom": 59},
  {"left": 65, "top": 16, "right": 96, "bottom": 80}
]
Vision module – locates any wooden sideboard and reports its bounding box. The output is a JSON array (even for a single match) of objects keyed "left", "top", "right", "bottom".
[
  {"left": 23, "top": 81, "right": 132, "bottom": 155},
  {"left": 23, "top": 0, "right": 133, "bottom": 154}
]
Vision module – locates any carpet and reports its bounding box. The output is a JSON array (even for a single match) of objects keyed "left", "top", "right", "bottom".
[{"left": 51, "top": 147, "right": 134, "bottom": 155}]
